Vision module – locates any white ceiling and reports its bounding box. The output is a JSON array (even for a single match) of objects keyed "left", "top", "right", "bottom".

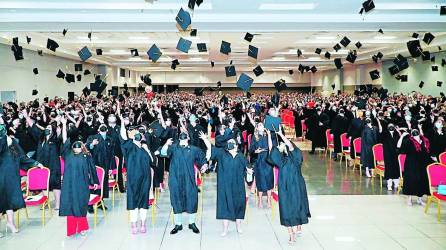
[{"left": 0, "top": 0, "right": 445, "bottom": 72}]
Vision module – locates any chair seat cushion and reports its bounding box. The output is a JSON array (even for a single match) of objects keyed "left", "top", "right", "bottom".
[
  {"left": 88, "top": 194, "right": 101, "bottom": 205},
  {"left": 148, "top": 198, "right": 155, "bottom": 206},
  {"left": 433, "top": 192, "right": 446, "bottom": 201},
  {"left": 24, "top": 194, "right": 48, "bottom": 206},
  {"left": 272, "top": 191, "right": 279, "bottom": 202},
  {"left": 108, "top": 179, "right": 117, "bottom": 187},
  {"left": 328, "top": 144, "right": 334, "bottom": 148},
  {"left": 376, "top": 165, "right": 385, "bottom": 171},
  {"left": 343, "top": 150, "right": 350, "bottom": 155}
]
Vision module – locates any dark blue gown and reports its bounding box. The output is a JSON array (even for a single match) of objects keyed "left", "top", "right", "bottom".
[
  {"left": 360, "top": 126, "right": 378, "bottom": 169},
  {"left": 59, "top": 140, "right": 99, "bottom": 217},
  {"left": 268, "top": 146, "right": 311, "bottom": 227},
  {"left": 210, "top": 146, "right": 247, "bottom": 221},
  {"left": 249, "top": 136, "right": 274, "bottom": 192},
  {"left": 162, "top": 144, "right": 206, "bottom": 214}
]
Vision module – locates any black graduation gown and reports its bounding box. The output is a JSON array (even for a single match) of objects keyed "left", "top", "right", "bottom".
[
  {"left": 292, "top": 110, "right": 304, "bottom": 138},
  {"left": 31, "top": 125, "right": 62, "bottom": 190},
  {"left": 0, "top": 137, "right": 38, "bottom": 214},
  {"left": 401, "top": 138, "right": 432, "bottom": 197},
  {"left": 428, "top": 130, "right": 446, "bottom": 159},
  {"left": 346, "top": 118, "right": 363, "bottom": 157},
  {"left": 379, "top": 131, "right": 400, "bottom": 179},
  {"left": 86, "top": 134, "right": 117, "bottom": 198},
  {"left": 360, "top": 126, "right": 378, "bottom": 169},
  {"left": 188, "top": 124, "right": 206, "bottom": 151},
  {"left": 210, "top": 147, "right": 247, "bottom": 221},
  {"left": 331, "top": 114, "right": 349, "bottom": 154},
  {"left": 120, "top": 138, "right": 153, "bottom": 210},
  {"left": 159, "top": 126, "right": 178, "bottom": 172},
  {"left": 163, "top": 144, "right": 206, "bottom": 214},
  {"left": 305, "top": 112, "right": 329, "bottom": 148},
  {"left": 59, "top": 140, "right": 99, "bottom": 217},
  {"left": 146, "top": 131, "right": 164, "bottom": 188},
  {"left": 268, "top": 147, "right": 310, "bottom": 227},
  {"left": 249, "top": 136, "right": 274, "bottom": 192}
]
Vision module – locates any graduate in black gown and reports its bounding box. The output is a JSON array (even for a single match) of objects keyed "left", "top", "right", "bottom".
[
  {"left": 0, "top": 122, "right": 42, "bottom": 235},
  {"left": 158, "top": 132, "right": 207, "bottom": 235},
  {"left": 119, "top": 115, "right": 154, "bottom": 234},
  {"left": 86, "top": 124, "right": 117, "bottom": 199},
  {"left": 331, "top": 108, "right": 349, "bottom": 160},
  {"left": 360, "top": 117, "right": 379, "bottom": 177},
  {"left": 202, "top": 134, "right": 247, "bottom": 236},
  {"left": 59, "top": 117, "right": 99, "bottom": 237},
  {"left": 306, "top": 107, "right": 329, "bottom": 154},
  {"left": 266, "top": 127, "right": 310, "bottom": 245},
  {"left": 377, "top": 121, "right": 401, "bottom": 191},
  {"left": 292, "top": 106, "right": 304, "bottom": 138},
  {"left": 428, "top": 119, "right": 446, "bottom": 161}
]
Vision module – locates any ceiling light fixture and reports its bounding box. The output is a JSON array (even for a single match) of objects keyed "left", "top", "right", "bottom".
[{"left": 259, "top": 3, "right": 317, "bottom": 10}]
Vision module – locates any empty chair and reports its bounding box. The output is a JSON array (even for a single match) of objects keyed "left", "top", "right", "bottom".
[
  {"left": 325, "top": 129, "right": 334, "bottom": 158},
  {"left": 353, "top": 137, "right": 362, "bottom": 172},
  {"left": 22, "top": 167, "right": 52, "bottom": 226},
  {"left": 439, "top": 152, "right": 446, "bottom": 165},
  {"left": 372, "top": 144, "right": 385, "bottom": 188},
  {"left": 424, "top": 163, "right": 446, "bottom": 222},
  {"left": 339, "top": 133, "right": 351, "bottom": 167},
  {"left": 89, "top": 166, "right": 106, "bottom": 227}
]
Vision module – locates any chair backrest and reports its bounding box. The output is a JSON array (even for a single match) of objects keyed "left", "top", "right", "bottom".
[
  {"left": 426, "top": 163, "right": 446, "bottom": 193},
  {"left": 439, "top": 152, "right": 446, "bottom": 165},
  {"left": 325, "top": 129, "right": 332, "bottom": 145},
  {"left": 90, "top": 166, "right": 105, "bottom": 198},
  {"left": 398, "top": 154, "right": 406, "bottom": 175},
  {"left": 27, "top": 167, "right": 50, "bottom": 193},
  {"left": 340, "top": 133, "right": 350, "bottom": 148},
  {"left": 19, "top": 169, "right": 27, "bottom": 177},
  {"left": 301, "top": 119, "right": 307, "bottom": 131},
  {"left": 353, "top": 137, "right": 361, "bottom": 157},
  {"left": 60, "top": 156, "right": 65, "bottom": 176},
  {"left": 372, "top": 143, "right": 384, "bottom": 163}
]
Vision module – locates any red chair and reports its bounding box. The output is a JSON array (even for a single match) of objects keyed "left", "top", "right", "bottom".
[
  {"left": 339, "top": 133, "right": 351, "bottom": 168},
  {"left": 353, "top": 137, "right": 362, "bottom": 172},
  {"left": 424, "top": 163, "right": 446, "bottom": 222},
  {"left": 325, "top": 129, "right": 334, "bottom": 158},
  {"left": 109, "top": 156, "right": 121, "bottom": 207},
  {"left": 439, "top": 152, "right": 446, "bottom": 165},
  {"left": 22, "top": 167, "right": 52, "bottom": 226},
  {"left": 242, "top": 130, "right": 248, "bottom": 153},
  {"left": 372, "top": 144, "right": 385, "bottom": 188},
  {"left": 396, "top": 154, "right": 406, "bottom": 194},
  {"left": 19, "top": 169, "right": 27, "bottom": 191},
  {"left": 89, "top": 166, "right": 106, "bottom": 227}
]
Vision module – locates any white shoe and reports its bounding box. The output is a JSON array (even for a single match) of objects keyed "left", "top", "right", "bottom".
[
  {"left": 417, "top": 198, "right": 426, "bottom": 206},
  {"left": 220, "top": 231, "right": 228, "bottom": 237},
  {"left": 296, "top": 231, "right": 303, "bottom": 237},
  {"left": 387, "top": 185, "right": 393, "bottom": 191},
  {"left": 407, "top": 199, "right": 413, "bottom": 206},
  {"left": 237, "top": 228, "right": 243, "bottom": 234}
]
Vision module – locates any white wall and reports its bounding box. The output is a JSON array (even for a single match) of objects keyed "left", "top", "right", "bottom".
[{"left": 0, "top": 44, "right": 100, "bottom": 102}]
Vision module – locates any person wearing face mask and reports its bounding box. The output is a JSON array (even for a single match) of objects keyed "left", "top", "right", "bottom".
[
  {"left": 108, "top": 111, "right": 125, "bottom": 193},
  {"left": 201, "top": 135, "right": 248, "bottom": 237},
  {"left": 159, "top": 116, "right": 178, "bottom": 186},
  {"left": 427, "top": 119, "right": 446, "bottom": 162},
  {"left": 331, "top": 108, "right": 350, "bottom": 161},
  {"left": 377, "top": 121, "right": 401, "bottom": 191},
  {"left": 79, "top": 115, "right": 97, "bottom": 142},
  {"left": 158, "top": 132, "right": 208, "bottom": 235},
  {"left": 59, "top": 117, "right": 99, "bottom": 237},
  {"left": 346, "top": 107, "right": 363, "bottom": 166},
  {"left": 187, "top": 114, "right": 207, "bottom": 152},
  {"left": 360, "top": 117, "right": 379, "bottom": 178},
  {"left": 306, "top": 107, "right": 330, "bottom": 154},
  {"left": 119, "top": 115, "right": 154, "bottom": 234},
  {"left": 249, "top": 122, "right": 274, "bottom": 209},
  {"left": 25, "top": 113, "right": 62, "bottom": 210},
  {"left": 266, "top": 127, "right": 310, "bottom": 245},
  {"left": 397, "top": 128, "right": 432, "bottom": 206},
  {"left": 86, "top": 124, "right": 117, "bottom": 201},
  {"left": 12, "top": 111, "right": 38, "bottom": 158}
]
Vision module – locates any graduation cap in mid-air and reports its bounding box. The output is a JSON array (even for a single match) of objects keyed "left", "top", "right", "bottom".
[
  {"left": 147, "top": 44, "right": 162, "bottom": 62},
  {"left": 407, "top": 40, "right": 423, "bottom": 57},
  {"left": 421, "top": 51, "right": 431, "bottom": 61},
  {"left": 171, "top": 59, "right": 180, "bottom": 70},
  {"left": 419, "top": 81, "right": 425, "bottom": 88},
  {"left": 46, "top": 38, "right": 59, "bottom": 52},
  {"left": 96, "top": 49, "right": 103, "bottom": 55},
  {"left": 78, "top": 46, "right": 92, "bottom": 61},
  {"left": 432, "top": 65, "right": 439, "bottom": 71},
  {"left": 11, "top": 45, "right": 24, "bottom": 61},
  {"left": 324, "top": 51, "right": 331, "bottom": 59},
  {"left": 84, "top": 69, "right": 91, "bottom": 75},
  {"left": 175, "top": 8, "right": 192, "bottom": 31},
  {"left": 369, "top": 69, "right": 380, "bottom": 80},
  {"left": 378, "top": 28, "right": 384, "bottom": 34},
  {"left": 289, "top": 69, "right": 294, "bottom": 75},
  {"left": 225, "top": 65, "right": 236, "bottom": 77},
  {"left": 297, "top": 49, "right": 303, "bottom": 57},
  {"left": 220, "top": 41, "right": 231, "bottom": 55},
  {"left": 438, "top": 81, "right": 443, "bottom": 87},
  {"left": 315, "top": 48, "right": 322, "bottom": 55},
  {"left": 441, "top": 6, "right": 446, "bottom": 15},
  {"left": 37, "top": 50, "right": 43, "bottom": 56},
  {"left": 388, "top": 65, "right": 400, "bottom": 76},
  {"left": 33, "top": 68, "right": 38, "bottom": 75},
  {"left": 12, "top": 37, "right": 19, "bottom": 46},
  {"left": 361, "top": 0, "right": 375, "bottom": 13},
  {"left": 176, "top": 37, "right": 192, "bottom": 53},
  {"left": 130, "top": 49, "right": 139, "bottom": 57},
  {"left": 334, "top": 58, "right": 343, "bottom": 69},
  {"left": 442, "top": 58, "right": 446, "bottom": 67},
  {"left": 75, "top": 64, "right": 83, "bottom": 72},
  {"left": 274, "top": 79, "right": 287, "bottom": 92},
  {"left": 412, "top": 33, "right": 419, "bottom": 39},
  {"left": 210, "top": 61, "right": 215, "bottom": 67},
  {"left": 188, "top": 0, "right": 196, "bottom": 10},
  {"left": 197, "top": 43, "right": 207, "bottom": 52},
  {"left": 248, "top": 45, "right": 258, "bottom": 59},
  {"left": 32, "top": 89, "right": 38, "bottom": 96},
  {"left": 76, "top": 74, "right": 82, "bottom": 81},
  {"left": 355, "top": 41, "right": 362, "bottom": 49},
  {"left": 333, "top": 43, "right": 342, "bottom": 52},
  {"left": 65, "top": 73, "right": 75, "bottom": 83},
  {"left": 253, "top": 65, "right": 264, "bottom": 77},
  {"left": 26, "top": 36, "right": 31, "bottom": 44},
  {"left": 346, "top": 52, "right": 357, "bottom": 64},
  {"left": 56, "top": 69, "right": 65, "bottom": 79},
  {"left": 142, "top": 74, "right": 152, "bottom": 85},
  {"left": 62, "top": 29, "right": 68, "bottom": 36},
  {"left": 340, "top": 36, "right": 351, "bottom": 47},
  {"left": 190, "top": 29, "right": 197, "bottom": 37},
  {"left": 310, "top": 66, "right": 317, "bottom": 73},
  {"left": 236, "top": 73, "right": 253, "bottom": 92},
  {"left": 298, "top": 64, "right": 305, "bottom": 74},
  {"left": 423, "top": 32, "right": 435, "bottom": 45},
  {"left": 264, "top": 115, "right": 282, "bottom": 131},
  {"left": 244, "top": 32, "right": 254, "bottom": 42}
]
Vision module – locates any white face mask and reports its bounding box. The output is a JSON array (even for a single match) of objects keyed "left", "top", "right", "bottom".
[
  {"left": 405, "top": 115, "right": 411, "bottom": 121},
  {"left": 435, "top": 122, "right": 443, "bottom": 129}
]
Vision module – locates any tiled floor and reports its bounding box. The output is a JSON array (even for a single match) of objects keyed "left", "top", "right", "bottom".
[{"left": 1, "top": 151, "right": 445, "bottom": 250}]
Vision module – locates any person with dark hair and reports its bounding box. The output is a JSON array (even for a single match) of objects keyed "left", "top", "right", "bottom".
[
  {"left": 377, "top": 120, "right": 401, "bottom": 191},
  {"left": 306, "top": 107, "right": 329, "bottom": 154},
  {"left": 331, "top": 108, "right": 349, "bottom": 161},
  {"left": 360, "top": 116, "right": 379, "bottom": 178}
]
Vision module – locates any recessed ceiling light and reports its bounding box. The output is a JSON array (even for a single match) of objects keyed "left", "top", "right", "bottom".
[{"left": 259, "top": 3, "right": 317, "bottom": 10}]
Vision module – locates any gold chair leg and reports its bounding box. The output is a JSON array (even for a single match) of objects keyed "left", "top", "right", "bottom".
[
  {"left": 25, "top": 207, "right": 29, "bottom": 219},
  {"left": 101, "top": 201, "right": 106, "bottom": 217},
  {"left": 424, "top": 196, "right": 432, "bottom": 214},
  {"left": 16, "top": 210, "right": 19, "bottom": 230},
  {"left": 437, "top": 200, "right": 441, "bottom": 222},
  {"left": 42, "top": 204, "right": 46, "bottom": 226},
  {"left": 112, "top": 188, "right": 115, "bottom": 208},
  {"left": 94, "top": 205, "right": 97, "bottom": 227}
]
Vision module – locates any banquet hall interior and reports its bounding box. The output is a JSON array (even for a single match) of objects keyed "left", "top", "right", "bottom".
[{"left": 0, "top": 0, "right": 446, "bottom": 249}]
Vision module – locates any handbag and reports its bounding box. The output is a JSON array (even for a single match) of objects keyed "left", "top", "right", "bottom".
[{"left": 438, "top": 182, "right": 446, "bottom": 195}]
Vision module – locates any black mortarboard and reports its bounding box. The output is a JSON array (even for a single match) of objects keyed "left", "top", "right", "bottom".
[
  {"left": 56, "top": 69, "right": 65, "bottom": 79},
  {"left": 407, "top": 40, "right": 423, "bottom": 57},
  {"left": 190, "top": 29, "right": 197, "bottom": 37},
  {"left": 11, "top": 45, "right": 24, "bottom": 61},
  {"left": 196, "top": 0, "right": 203, "bottom": 6},
  {"left": 442, "top": 58, "right": 446, "bottom": 67},
  {"left": 298, "top": 64, "right": 305, "bottom": 74},
  {"left": 123, "top": 83, "right": 128, "bottom": 90},
  {"left": 253, "top": 65, "right": 264, "bottom": 76},
  {"left": 33, "top": 68, "right": 38, "bottom": 75},
  {"left": 423, "top": 32, "right": 435, "bottom": 45},
  {"left": 237, "top": 73, "right": 253, "bottom": 92},
  {"left": 397, "top": 75, "right": 408, "bottom": 82},
  {"left": 87, "top": 32, "right": 92, "bottom": 41},
  {"left": 264, "top": 115, "right": 282, "bottom": 131},
  {"left": 248, "top": 45, "right": 258, "bottom": 59},
  {"left": 244, "top": 32, "right": 254, "bottom": 42},
  {"left": 324, "top": 51, "right": 331, "bottom": 59},
  {"left": 432, "top": 65, "right": 439, "bottom": 71},
  {"left": 388, "top": 65, "right": 400, "bottom": 75},
  {"left": 377, "top": 52, "right": 384, "bottom": 59},
  {"left": 171, "top": 59, "right": 180, "bottom": 70},
  {"left": 65, "top": 73, "right": 75, "bottom": 83},
  {"left": 310, "top": 66, "right": 317, "bottom": 73},
  {"left": 225, "top": 65, "right": 236, "bottom": 77},
  {"left": 12, "top": 37, "right": 19, "bottom": 46},
  {"left": 96, "top": 49, "right": 103, "bottom": 55},
  {"left": 26, "top": 36, "right": 31, "bottom": 44},
  {"left": 412, "top": 33, "right": 419, "bottom": 39},
  {"left": 84, "top": 69, "right": 91, "bottom": 75},
  {"left": 220, "top": 41, "right": 231, "bottom": 55},
  {"left": 438, "top": 81, "right": 443, "bottom": 87},
  {"left": 393, "top": 54, "right": 409, "bottom": 70},
  {"left": 211, "top": 61, "right": 215, "bottom": 67},
  {"left": 421, "top": 51, "right": 431, "bottom": 61},
  {"left": 75, "top": 64, "right": 83, "bottom": 71},
  {"left": 68, "top": 92, "right": 75, "bottom": 101},
  {"left": 288, "top": 69, "right": 294, "bottom": 75},
  {"left": 62, "top": 29, "right": 67, "bottom": 36},
  {"left": 297, "top": 49, "right": 303, "bottom": 57},
  {"left": 110, "top": 86, "right": 118, "bottom": 97},
  {"left": 176, "top": 8, "right": 192, "bottom": 31},
  {"left": 32, "top": 89, "right": 38, "bottom": 96},
  {"left": 274, "top": 79, "right": 287, "bottom": 92},
  {"left": 197, "top": 43, "right": 207, "bottom": 52},
  {"left": 419, "top": 81, "right": 425, "bottom": 88},
  {"left": 346, "top": 52, "right": 357, "bottom": 63},
  {"left": 142, "top": 74, "right": 152, "bottom": 85},
  {"left": 176, "top": 37, "right": 192, "bottom": 53},
  {"left": 37, "top": 50, "right": 43, "bottom": 56},
  {"left": 46, "top": 38, "right": 59, "bottom": 52},
  {"left": 188, "top": 0, "right": 196, "bottom": 10},
  {"left": 76, "top": 74, "right": 82, "bottom": 81},
  {"left": 372, "top": 55, "right": 378, "bottom": 63},
  {"left": 362, "top": 0, "right": 375, "bottom": 13},
  {"left": 441, "top": 6, "right": 446, "bottom": 15},
  {"left": 369, "top": 69, "right": 380, "bottom": 80},
  {"left": 130, "top": 49, "right": 139, "bottom": 56},
  {"left": 194, "top": 87, "right": 204, "bottom": 96},
  {"left": 355, "top": 41, "right": 362, "bottom": 49},
  {"left": 315, "top": 48, "right": 322, "bottom": 54},
  {"left": 378, "top": 28, "right": 384, "bottom": 34},
  {"left": 334, "top": 58, "right": 343, "bottom": 69},
  {"left": 147, "top": 44, "right": 162, "bottom": 62},
  {"left": 333, "top": 43, "right": 341, "bottom": 52},
  {"left": 78, "top": 46, "right": 92, "bottom": 61},
  {"left": 331, "top": 84, "right": 336, "bottom": 90},
  {"left": 340, "top": 36, "right": 351, "bottom": 47}
]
